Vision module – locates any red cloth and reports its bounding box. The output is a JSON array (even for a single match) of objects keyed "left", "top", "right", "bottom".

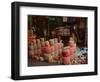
[{"left": 62, "top": 49, "right": 71, "bottom": 57}]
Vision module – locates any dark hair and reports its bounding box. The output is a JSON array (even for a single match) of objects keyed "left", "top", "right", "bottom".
[{"left": 68, "top": 35, "right": 76, "bottom": 43}]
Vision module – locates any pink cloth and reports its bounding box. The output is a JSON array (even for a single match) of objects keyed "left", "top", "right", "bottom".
[
  {"left": 62, "top": 46, "right": 76, "bottom": 65},
  {"left": 43, "top": 47, "right": 51, "bottom": 54},
  {"left": 62, "top": 49, "right": 70, "bottom": 57},
  {"left": 63, "top": 57, "right": 71, "bottom": 64}
]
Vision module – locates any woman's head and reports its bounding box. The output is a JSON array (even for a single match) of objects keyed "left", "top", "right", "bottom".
[{"left": 68, "top": 36, "right": 76, "bottom": 46}]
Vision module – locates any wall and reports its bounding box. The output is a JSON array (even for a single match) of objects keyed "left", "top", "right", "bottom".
[{"left": 0, "top": 0, "right": 99, "bottom": 82}]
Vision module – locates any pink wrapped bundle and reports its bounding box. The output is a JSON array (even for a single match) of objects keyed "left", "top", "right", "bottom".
[
  {"left": 37, "top": 39, "right": 40, "bottom": 43},
  {"left": 54, "top": 44, "right": 59, "bottom": 51},
  {"left": 45, "top": 41, "right": 50, "bottom": 47},
  {"left": 51, "top": 46, "right": 55, "bottom": 52},
  {"left": 43, "top": 47, "right": 51, "bottom": 54},
  {"left": 63, "top": 56, "right": 71, "bottom": 65},
  {"left": 62, "top": 48, "right": 71, "bottom": 57},
  {"left": 32, "top": 38, "right": 36, "bottom": 44}
]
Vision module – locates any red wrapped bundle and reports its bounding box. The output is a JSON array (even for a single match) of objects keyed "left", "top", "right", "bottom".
[
  {"left": 43, "top": 47, "right": 51, "bottom": 54},
  {"left": 62, "top": 48, "right": 71, "bottom": 57}
]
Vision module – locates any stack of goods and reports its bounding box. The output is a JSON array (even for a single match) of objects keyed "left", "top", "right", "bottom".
[
  {"left": 43, "top": 41, "right": 53, "bottom": 63},
  {"left": 28, "top": 29, "right": 36, "bottom": 58},
  {"left": 76, "top": 48, "right": 88, "bottom": 64},
  {"left": 34, "top": 39, "right": 42, "bottom": 61},
  {"left": 62, "top": 37, "right": 77, "bottom": 65},
  {"left": 43, "top": 38, "right": 64, "bottom": 64},
  {"left": 28, "top": 34, "right": 64, "bottom": 64}
]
